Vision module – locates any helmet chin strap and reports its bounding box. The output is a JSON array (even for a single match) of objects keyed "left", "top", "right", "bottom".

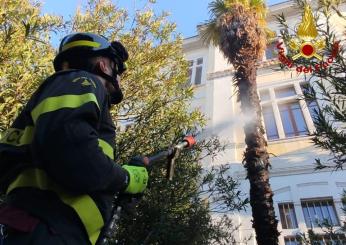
[{"left": 91, "top": 63, "right": 124, "bottom": 105}]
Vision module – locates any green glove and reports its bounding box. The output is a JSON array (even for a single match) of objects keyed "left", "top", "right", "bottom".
[{"left": 122, "top": 165, "right": 148, "bottom": 194}]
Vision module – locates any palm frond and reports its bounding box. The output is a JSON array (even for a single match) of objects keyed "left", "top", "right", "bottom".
[
  {"left": 208, "top": 0, "right": 229, "bottom": 18},
  {"left": 200, "top": 0, "right": 273, "bottom": 46},
  {"left": 264, "top": 28, "right": 277, "bottom": 43},
  {"left": 199, "top": 20, "right": 220, "bottom": 46},
  {"left": 250, "top": 0, "right": 268, "bottom": 28},
  {"left": 249, "top": 0, "right": 265, "bottom": 8}
]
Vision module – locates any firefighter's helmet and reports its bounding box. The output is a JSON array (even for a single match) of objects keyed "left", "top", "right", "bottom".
[{"left": 53, "top": 32, "right": 128, "bottom": 74}]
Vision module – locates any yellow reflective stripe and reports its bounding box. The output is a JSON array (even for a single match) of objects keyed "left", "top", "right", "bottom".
[
  {"left": 62, "top": 195, "right": 102, "bottom": 245},
  {"left": 98, "top": 139, "right": 114, "bottom": 160},
  {"left": 62, "top": 40, "right": 101, "bottom": 51},
  {"left": 31, "top": 93, "right": 99, "bottom": 123},
  {"left": 7, "top": 169, "right": 103, "bottom": 245},
  {"left": 0, "top": 126, "right": 34, "bottom": 146}
]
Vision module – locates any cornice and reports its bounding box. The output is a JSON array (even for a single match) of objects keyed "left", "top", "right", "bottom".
[
  {"left": 207, "top": 68, "right": 233, "bottom": 80},
  {"left": 182, "top": 35, "right": 207, "bottom": 52},
  {"left": 273, "top": 186, "right": 290, "bottom": 194},
  {"left": 232, "top": 164, "right": 336, "bottom": 180},
  {"left": 206, "top": 58, "right": 281, "bottom": 80},
  {"left": 297, "top": 181, "right": 329, "bottom": 187},
  {"left": 336, "top": 182, "right": 346, "bottom": 188}
]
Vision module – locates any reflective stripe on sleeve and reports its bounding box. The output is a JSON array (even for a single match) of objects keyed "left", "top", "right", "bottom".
[
  {"left": 98, "top": 139, "right": 114, "bottom": 160},
  {"left": 31, "top": 93, "right": 100, "bottom": 123},
  {"left": 7, "top": 169, "right": 104, "bottom": 245}
]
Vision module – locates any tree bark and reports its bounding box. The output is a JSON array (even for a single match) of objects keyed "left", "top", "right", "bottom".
[{"left": 235, "top": 63, "right": 280, "bottom": 245}]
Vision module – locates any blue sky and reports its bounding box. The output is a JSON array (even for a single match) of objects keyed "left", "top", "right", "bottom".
[{"left": 42, "top": 0, "right": 285, "bottom": 39}]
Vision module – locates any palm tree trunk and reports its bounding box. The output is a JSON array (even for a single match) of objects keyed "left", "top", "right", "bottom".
[{"left": 235, "top": 63, "right": 279, "bottom": 245}]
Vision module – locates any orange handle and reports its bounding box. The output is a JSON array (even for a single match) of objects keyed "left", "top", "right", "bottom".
[{"left": 183, "top": 136, "right": 196, "bottom": 148}]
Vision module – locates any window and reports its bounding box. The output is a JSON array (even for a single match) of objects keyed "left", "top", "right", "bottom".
[
  {"left": 195, "top": 58, "right": 203, "bottom": 85},
  {"left": 279, "top": 203, "right": 298, "bottom": 229},
  {"left": 284, "top": 236, "right": 301, "bottom": 245},
  {"left": 259, "top": 81, "right": 316, "bottom": 140},
  {"left": 188, "top": 60, "right": 193, "bottom": 84},
  {"left": 320, "top": 234, "right": 346, "bottom": 245},
  {"left": 262, "top": 105, "right": 279, "bottom": 140},
  {"left": 265, "top": 42, "right": 278, "bottom": 60},
  {"left": 259, "top": 90, "right": 270, "bottom": 101},
  {"left": 285, "top": 234, "right": 346, "bottom": 245},
  {"left": 279, "top": 102, "right": 308, "bottom": 137},
  {"left": 301, "top": 198, "right": 340, "bottom": 229},
  {"left": 275, "top": 86, "right": 296, "bottom": 98},
  {"left": 306, "top": 100, "right": 319, "bottom": 124},
  {"left": 300, "top": 83, "right": 320, "bottom": 122},
  {"left": 187, "top": 57, "right": 204, "bottom": 85}
]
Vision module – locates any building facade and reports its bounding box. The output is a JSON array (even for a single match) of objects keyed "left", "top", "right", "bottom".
[{"left": 183, "top": 1, "right": 346, "bottom": 244}]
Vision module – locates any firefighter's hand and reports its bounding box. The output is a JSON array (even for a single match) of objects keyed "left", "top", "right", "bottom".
[
  {"left": 122, "top": 165, "right": 148, "bottom": 194},
  {"left": 127, "top": 156, "right": 150, "bottom": 167}
]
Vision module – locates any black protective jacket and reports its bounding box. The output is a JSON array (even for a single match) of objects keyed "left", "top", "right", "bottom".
[{"left": 0, "top": 69, "right": 128, "bottom": 244}]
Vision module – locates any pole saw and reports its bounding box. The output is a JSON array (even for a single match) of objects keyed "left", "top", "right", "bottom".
[{"left": 100, "top": 136, "right": 196, "bottom": 244}]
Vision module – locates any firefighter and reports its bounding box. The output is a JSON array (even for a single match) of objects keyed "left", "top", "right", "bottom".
[{"left": 0, "top": 33, "right": 148, "bottom": 244}]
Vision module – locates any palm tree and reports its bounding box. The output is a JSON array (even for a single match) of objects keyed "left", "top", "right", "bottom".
[{"left": 200, "top": 0, "right": 279, "bottom": 244}]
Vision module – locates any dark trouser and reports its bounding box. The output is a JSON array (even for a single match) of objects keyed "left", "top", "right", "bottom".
[{"left": 3, "top": 221, "right": 89, "bottom": 245}]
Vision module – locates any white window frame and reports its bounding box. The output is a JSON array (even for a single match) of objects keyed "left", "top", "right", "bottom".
[
  {"left": 278, "top": 202, "right": 299, "bottom": 229},
  {"left": 284, "top": 234, "right": 346, "bottom": 245},
  {"left": 187, "top": 56, "right": 206, "bottom": 86},
  {"left": 301, "top": 197, "right": 340, "bottom": 229},
  {"left": 258, "top": 79, "right": 316, "bottom": 141}
]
